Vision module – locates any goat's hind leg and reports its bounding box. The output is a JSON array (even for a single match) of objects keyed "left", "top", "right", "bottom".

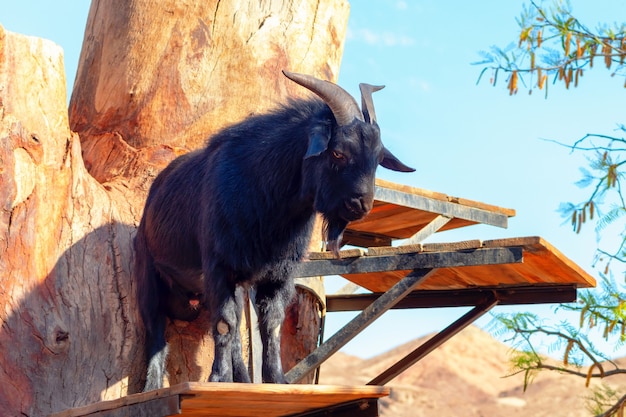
[{"left": 255, "top": 276, "right": 296, "bottom": 384}]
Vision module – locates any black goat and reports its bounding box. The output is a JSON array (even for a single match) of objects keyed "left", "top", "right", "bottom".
[{"left": 134, "top": 71, "right": 414, "bottom": 390}]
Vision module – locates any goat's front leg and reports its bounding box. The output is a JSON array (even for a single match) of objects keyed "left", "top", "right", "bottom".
[
  {"left": 255, "top": 276, "right": 296, "bottom": 383},
  {"left": 231, "top": 285, "right": 250, "bottom": 382},
  {"left": 206, "top": 264, "right": 250, "bottom": 383}
]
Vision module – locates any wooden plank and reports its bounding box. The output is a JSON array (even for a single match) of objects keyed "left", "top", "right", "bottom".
[
  {"left": 291, "top": 399, "right": 379, "bottom": 417},
  {"left": 341, "top": 229, "right": 392, "bottom": 248},
  {"left": 326, "top": 285, "right": 578, "bottom": 311},
  {"left": 365, "top": 244, "right": 423, "bottom": 256},
  {"left": 421, "top": 239, "right": 483, "bottom": 252},
  {"left": 340, "top": 270, "right": 413, "bottom": 293},
  {"left": 88, "top": 396, "right": 180, "bottom": 417},
  {"left": 342, "top": 180, "right": 515, "bottom": 247},
  {"left": 297, "top": 246, "right": 523, "bottom": 278},
  {"left": 307, "top": 248, "right": 364, "bottom": 260},
  {"left": 347, "top": 203, "right": 444, "bottom": 239},
  {"left": 51, "top": 383, "right": 389, "bottom": 417},
  {"left": 303, "top": 237, "right": 596, "bottom": 293},
  {"left": 176, "top": 383, "right": 389, "bottom": 417},
  {"left": 375, "top": 179, "right": 516, "bottom": 217},
  {"left": 49, "top": 392, "right": 181, "bottom": 417},
  {"left": 373, "top": 187, "right": 511, "bottom": 229}
]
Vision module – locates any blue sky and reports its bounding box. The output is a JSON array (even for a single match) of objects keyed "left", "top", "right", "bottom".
[{"left": 2, "top": 1, "right": 626, "bottom": 360}]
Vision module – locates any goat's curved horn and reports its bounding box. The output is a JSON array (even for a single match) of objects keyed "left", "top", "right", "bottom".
[
  {"left": 359, "top": 83, "right": 385, "bottom": 124},
  {"left": 283, "top": 70, "right": 363, "bottom": 126}
]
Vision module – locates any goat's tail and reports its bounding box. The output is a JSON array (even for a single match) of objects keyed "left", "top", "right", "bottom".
[
  {"left": 133, "top": 220, "right": 168, "bottom": 391},
  {"left": 133, "top": 221, "right": 160, "bottom": 337}
]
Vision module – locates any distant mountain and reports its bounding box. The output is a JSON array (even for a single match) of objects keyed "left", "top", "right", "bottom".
[{"left": 318, "top": 326, "right": 625, "bottom": 416}]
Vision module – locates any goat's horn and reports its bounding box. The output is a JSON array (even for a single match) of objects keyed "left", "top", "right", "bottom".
[
  {"left": 359, "top": 83, "right": 385, "bottom": 124},
  {"left": 283, "top": 70, "right": 363, "bottom": 126}
]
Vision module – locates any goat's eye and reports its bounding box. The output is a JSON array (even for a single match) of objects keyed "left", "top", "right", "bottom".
[{"left": 332, "top": 150, "right": 346, "bottom": 161}]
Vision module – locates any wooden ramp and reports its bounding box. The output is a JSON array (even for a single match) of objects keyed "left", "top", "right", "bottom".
[{"left": 49, "top": 382, "right": 389, "bottom": 417}]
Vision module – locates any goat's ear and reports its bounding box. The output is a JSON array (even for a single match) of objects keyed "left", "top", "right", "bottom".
[
  {"left": 304, "top": 124, "right": 331, "bottom": 159},
  {"left": 380, "top": 147, "right": 416, "bottom": 172}
]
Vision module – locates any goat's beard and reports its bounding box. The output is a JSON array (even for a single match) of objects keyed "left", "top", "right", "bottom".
[{"left": 323, "top": 217, "right": 349, "bottom": 258}]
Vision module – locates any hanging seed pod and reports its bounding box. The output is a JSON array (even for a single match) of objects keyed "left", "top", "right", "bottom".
[
  {"left": 582, "top": 205, "right": 586, "bottom": 223},
  {"left": 609, "top": 320, "right": 617, "bottom": 335},
  {"left": 585, "top": 364, "right": 595, "bottom": 387},
  {"left": 567, "top": 67, "right": 573, "bottom": 88},
  {"left": 604, "top": 42, "right": 612, "bottom": 69},
  {"left": 579, "top": 306, "right": 587, "bottom": 328},
  {"left": 563, "top": 340, "right": 574, "bottom": 366},
  {"left": 539, "top": 74, "right": 547, "bottom": 90},
  {"left": 590, "top": 43, "right": 597, "bottom": 67},
  {"left": 508, "top": 71, "right": 518, "bottom": 95}
]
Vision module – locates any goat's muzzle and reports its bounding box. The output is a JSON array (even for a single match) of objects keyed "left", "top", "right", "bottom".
[{"left": 342, "top": 196, "right": 372, "bottom": 222}]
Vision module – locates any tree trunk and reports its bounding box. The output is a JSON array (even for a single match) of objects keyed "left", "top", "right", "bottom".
[{"left": 0, "top": 0, "right": 349, "bottom": 415}]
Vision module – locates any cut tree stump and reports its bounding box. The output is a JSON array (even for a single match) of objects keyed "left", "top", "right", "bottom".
[{"left": 0, "top": 0, "right": 349, "bottom": 415}]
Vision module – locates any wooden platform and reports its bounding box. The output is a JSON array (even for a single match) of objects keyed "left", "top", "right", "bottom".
[
  {"left": 287, "top": 235, "right": 596, "bottom": 384},
  {"left": 342, "top": 179, "right": 516, "bottom": 247},
  {"left": 49, "top": 382, "right": 390, "bottom": 417},
  {"left": 303, "top": 236, "right": 596, "bottom": 293},
  {"left": 285, "top": 182, "right": 595, "bottom": 384}
]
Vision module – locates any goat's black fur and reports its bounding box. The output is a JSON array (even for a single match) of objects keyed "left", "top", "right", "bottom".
[{"left": 135, "top": 78, "right": 413, "bottom": 391}]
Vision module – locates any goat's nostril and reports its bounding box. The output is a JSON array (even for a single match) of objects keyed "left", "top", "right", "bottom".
[
  {"left": 345, "top": 197, "right": 368, "bottom": 215},
  {"left": 362, "top": 199, "right": 373, "bottom": 213}
]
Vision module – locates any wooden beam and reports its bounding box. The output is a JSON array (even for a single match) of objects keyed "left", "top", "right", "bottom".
[
  {"left": 403, "top": 214, "right": 452, "bottom": 244},
  {"left": 341, "top": 229, "right": 392, "bottom": 248},
  {"left": 374, "top": 186, "right": 510, "bottom": 228},
  {"left": 50, "top": 395, "right": 181, "bottom": 417},
  {"left": 285, "top": 269, "right": 436, "bottom": 384},
  {"left": 367, "top": 296, "right": 499, "bottom": 386},
  {"left": 326, "top": 285, "right": 578, "bottom": 311},
  {"left": 296, "top": 246, "right": 523, "bottom": 278},
  {"left": 289, "top": 399, "right": 379, "bottom": 417}
]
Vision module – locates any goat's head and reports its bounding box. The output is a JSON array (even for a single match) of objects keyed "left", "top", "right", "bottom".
[{"left": 283, "top": 71, "right": 415, "bottom": 255}]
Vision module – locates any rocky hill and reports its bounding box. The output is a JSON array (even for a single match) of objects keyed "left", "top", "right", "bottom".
[{"left": 318, "top": 326, "right": 626, "bottom": 416}]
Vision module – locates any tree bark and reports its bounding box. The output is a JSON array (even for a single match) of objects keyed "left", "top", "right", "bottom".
[{"left": 0, "top": 0, "right": 348, "bottom": 415}]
